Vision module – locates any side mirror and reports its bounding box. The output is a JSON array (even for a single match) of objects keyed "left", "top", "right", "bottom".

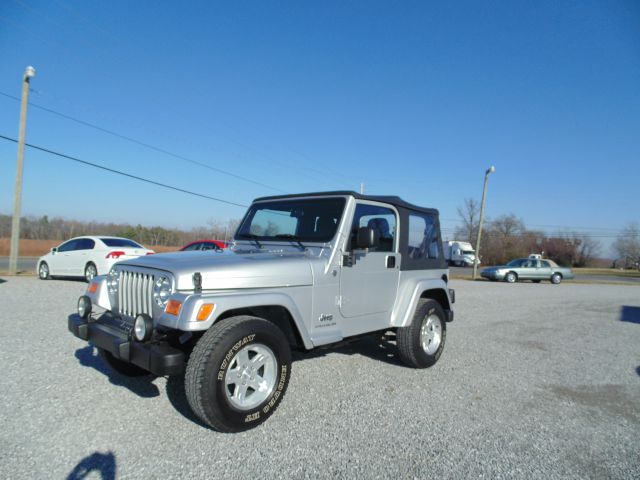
[
  {"left": 51, "top": 247, "right": 58, "bottom": 254},
  {"left": 356, "top": 227, "right": 379, "bottom": 249}
]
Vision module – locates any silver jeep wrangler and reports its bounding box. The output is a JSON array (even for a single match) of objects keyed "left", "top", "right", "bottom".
[{"left": 69, "top": 191, "right": 454, "bottom": 432}]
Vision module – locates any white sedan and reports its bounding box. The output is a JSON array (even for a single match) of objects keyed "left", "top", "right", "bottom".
[{"left": 37, "top": 236, "right": 154, "bottom": 282}]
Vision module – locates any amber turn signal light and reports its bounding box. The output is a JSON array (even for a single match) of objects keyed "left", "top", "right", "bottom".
[
  {"left": 196, "top": 303, "right": 215, "bottom": 321},
  {"left": 165, "top": 300, "right": 182, "bottom": 316},
  {"left": 88, "top": 283, "right": 98, "bottom": 294}
]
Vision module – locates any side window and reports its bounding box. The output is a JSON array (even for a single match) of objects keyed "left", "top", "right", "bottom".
[
  {"left": 76, "top": 239, "right": 95, "bottom": 250},
  {"left": 201, "top": 242, "right": 219, "bottom": 251},
  {"left": 349, "top": 204, "right": 396, "bottom": 252},
  {"left": 183, "top": 243, "right": 202, "bottom": 251},
  {"left": 408, "top": 214, "right": 440, "bottom": 260},
  {"left": 58, "top": 239, "right": 79, "bottom": 252},
  {"left": 541, "top": 260, "right": 550, "bottom": 268}
]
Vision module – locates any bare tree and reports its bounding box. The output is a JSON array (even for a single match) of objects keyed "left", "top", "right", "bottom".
[
  {"left": 613, "top": 222, "right": 640, "bottom": 269},
  {"left": 574, "top": 233, "right": 601, "bottom": 267},
  {"left": 454, "top": 198, "right": 480, "bottom": 243},
  {"left": 0, "top": 213, "right": 241, "bottom": 247},
  {"left": 482, "top": 214, "right": 528, "bottom": 265}
]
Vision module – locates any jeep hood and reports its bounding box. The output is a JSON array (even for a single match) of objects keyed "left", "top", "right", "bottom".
[{"left": 117, "top": 250, "right": 313, "bottom": 290}]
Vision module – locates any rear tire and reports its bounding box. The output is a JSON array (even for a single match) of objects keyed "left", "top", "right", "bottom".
[
  {"left": 98, "top": 348, "right": 149, "bottom": 377},
  {"left": 185, "top": 316, "right": 292, "bottom": 432},
  {"left": 397, "top": 299, "right": 446, "bottom": 368},
  {"left": 38, "top": 262, "right": 50, "bottom": 280},
  {"left": 85, "top": 263, "right": 97, "bottom": 282}
]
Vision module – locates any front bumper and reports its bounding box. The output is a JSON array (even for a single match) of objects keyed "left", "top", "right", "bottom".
[
  {"left": 68, "top": 312, "right": 185, "bottom": 376},
  {"left": 481, "top": 270, "right": 504, "bottom": 280}
]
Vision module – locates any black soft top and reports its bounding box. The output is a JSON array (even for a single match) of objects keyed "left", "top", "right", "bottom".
[{"left": 254, "top": 191, "right": 439, "bottom": 216}]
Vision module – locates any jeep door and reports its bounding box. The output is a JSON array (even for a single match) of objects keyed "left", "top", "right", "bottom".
[{"left": 339, "top": 202, "right": 400, "bottom": 335}]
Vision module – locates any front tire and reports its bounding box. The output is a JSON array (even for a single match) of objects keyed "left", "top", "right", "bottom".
[
  {"left": 397, "top": 299, "right": 447, "bottom": 368},
  {"left": 85, "top": 263, "right": 97, "bottom": 282},
  {"left": 550, "top": 273, "right": 562, "bottom": 284},
  {"left": 505, "top": 272, "right": 518, "bottom": 283},
  {"left": 185, "top": 316, "right": 292, "bottom": 432},
  {"left": 38, "top": 262, "right": 50, "bottom": 280}
]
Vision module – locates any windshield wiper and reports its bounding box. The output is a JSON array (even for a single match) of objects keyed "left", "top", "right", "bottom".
[
  {"left": 239, "top": 233, "right": 262, "bottom": 248},
  {"left": 274, "top": 234, "right": 306, "bottom": 250}
]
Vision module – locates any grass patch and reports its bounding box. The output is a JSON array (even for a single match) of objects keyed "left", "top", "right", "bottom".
[
  {"left": 573, "top": 268, "right": 640, "bottom": 278},
  {"left": 0, "top": 270, "right": 35, "bottom": 276}
]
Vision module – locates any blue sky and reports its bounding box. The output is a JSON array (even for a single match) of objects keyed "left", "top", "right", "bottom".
[{"left": 1, "top": 1, "right": 638, "bottom": 253}]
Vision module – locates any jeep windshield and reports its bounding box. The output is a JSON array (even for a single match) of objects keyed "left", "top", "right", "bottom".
[{"left": 236, "top": 198, "right": 346, "bottom": 243}]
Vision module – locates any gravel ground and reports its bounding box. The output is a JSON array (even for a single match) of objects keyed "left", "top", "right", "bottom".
[{"left": 1, "top": 276, "right": 639, "bottom": 479}]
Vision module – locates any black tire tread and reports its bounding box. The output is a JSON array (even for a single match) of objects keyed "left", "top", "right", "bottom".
[
  {"left": 397, "top": 299, "right": 429, "bottom": 367},
  {"left": 185, "top": 315, "right": 291, "bottom": 432},
  {"left": 185, "top": 317, "right": 243, "bottom": 429}
]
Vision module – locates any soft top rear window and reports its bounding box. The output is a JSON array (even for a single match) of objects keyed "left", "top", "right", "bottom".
[{"left": 100, "top": 238, "right": 143, "bottom": 248}]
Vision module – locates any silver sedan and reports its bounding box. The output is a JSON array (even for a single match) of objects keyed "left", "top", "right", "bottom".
[{"left": 481, "top": 258, "right": 575, "bottom": 284}]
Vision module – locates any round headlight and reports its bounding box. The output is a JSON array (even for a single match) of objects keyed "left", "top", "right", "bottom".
[
  {"left": 153, "top": 276, "right": 172, "bottom": 307},
  {"left": 78, "top": 295, "right": 92, "bottom": 319},
  {"left": 133, "top": 314, "right": 153, "bottom": 342},
  {"left": 107, "top": 267, "right": 119, "bottom": 294}
]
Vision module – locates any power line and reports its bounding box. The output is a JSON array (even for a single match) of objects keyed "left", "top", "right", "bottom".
[
  {"left": 1, "top": 132, "right": 636, "bottom": 239},
  {"left": 0, "top": 134, "right": 249, "bottom": 209},
  {"left": 440, "top": 217, "right": 621, "bottom": 233},
  {"left": 0, "top": 91, "right": 287, "bottom": 193}
]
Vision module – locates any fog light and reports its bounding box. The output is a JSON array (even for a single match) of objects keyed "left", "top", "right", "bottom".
[
  {"left": 133, "top": 314, "right": 153, "bottom": 342},
  {"left": 77, "top": 295, "right": 92, "bottom": 319}
]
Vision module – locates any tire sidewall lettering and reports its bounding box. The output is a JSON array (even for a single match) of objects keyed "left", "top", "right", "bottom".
[
  {"left": 213, "top": 330, "right": 290, "bottom": 425},
  {"left": 217, "top": 333, "right": 256, "bottom": 380},
  {"left": 262, "top": 364, "right": 288, "bottom": 415}
]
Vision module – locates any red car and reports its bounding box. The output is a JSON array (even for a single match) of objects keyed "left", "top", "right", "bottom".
[{"left": 179, "top": 240, "right": 228, "bottom": 252}]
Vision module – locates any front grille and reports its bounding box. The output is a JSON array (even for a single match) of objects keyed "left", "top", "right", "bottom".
[{"left": 117, "top": 270, "right": 155, "bottom": 318}]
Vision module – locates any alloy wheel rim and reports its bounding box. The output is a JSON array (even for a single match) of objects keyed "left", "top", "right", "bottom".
[
  {"left": 224, "top": 343, "right": 277, "bottom": 410},
  {"left": 86, "top": 265, "right": 96, "bottom": 280},
  {"left": 420, "top": 314, "right": 442, "bottom": 355},
  {"left": 40, "top": 264, "right": 48, "bottom": 278}
]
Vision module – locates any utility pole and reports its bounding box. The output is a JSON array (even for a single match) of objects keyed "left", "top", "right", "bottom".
[
  {"left": 9, "top": 66, "right": 36, "bottom": 275},
  {"left": 360, "top": 182, "right": 364, "bottom": 194},
  {"left": 473, "top": 165, "right": 495, "bottom": 280}
]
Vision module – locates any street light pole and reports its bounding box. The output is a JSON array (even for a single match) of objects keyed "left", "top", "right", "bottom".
[
  {"left": 9, "top": 66, "right": 36, "bottom": 275},
  {"left": 473, "top": 165, "right": 495, "bottom": 280}
]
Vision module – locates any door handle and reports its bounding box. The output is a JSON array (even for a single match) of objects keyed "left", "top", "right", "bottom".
[{"left": 386, "top": 256, "right": 396, "bottom": 268}]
